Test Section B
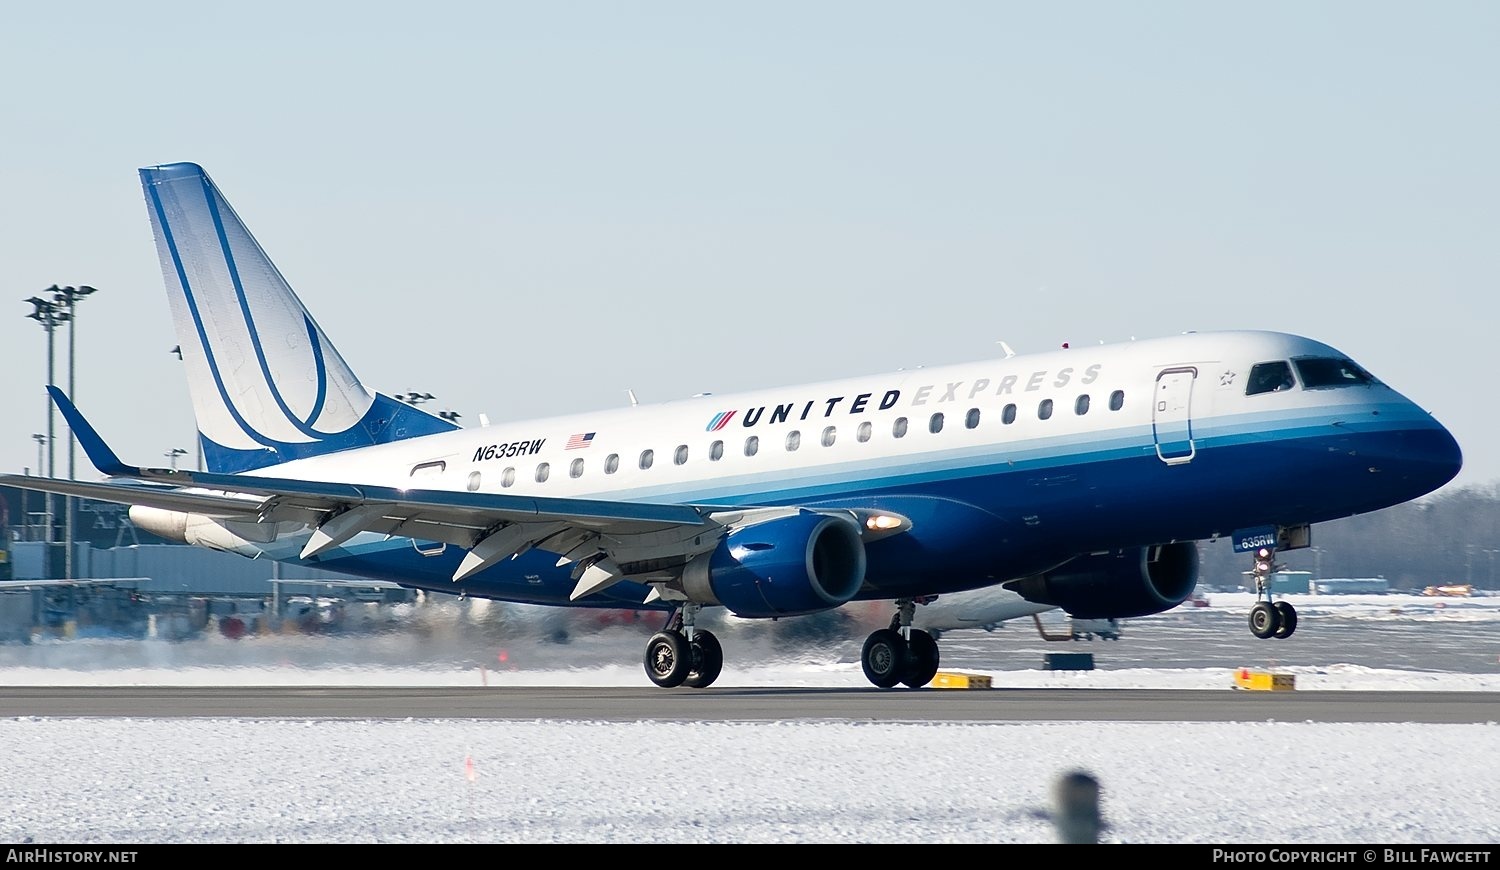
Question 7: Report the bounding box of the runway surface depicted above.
[2,685,1496,722]
[3,593,1497,725]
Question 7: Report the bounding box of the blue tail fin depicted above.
[138,162,457,473]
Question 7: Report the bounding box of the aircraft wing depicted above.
[0,475,265,518]
[14,387,798,596]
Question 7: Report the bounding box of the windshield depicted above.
[1293,357,1375,389]
[1245,361,1296,396]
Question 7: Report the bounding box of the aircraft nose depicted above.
[1377,421,1463,496]
[1431,423,1464,485]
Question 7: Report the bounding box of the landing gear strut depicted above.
[1247,545,1297,639]
[861,597,941,689]
[643,603,724,689]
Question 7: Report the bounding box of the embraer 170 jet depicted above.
[3,163,1462,690]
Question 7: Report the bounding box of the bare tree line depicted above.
[1196,484,1500,591]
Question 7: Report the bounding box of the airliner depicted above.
[1,163,1462,690]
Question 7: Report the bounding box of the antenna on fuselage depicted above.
[998,340,1016,359]
[626,389,639,407]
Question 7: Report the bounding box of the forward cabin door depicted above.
[1152,367,1197,465]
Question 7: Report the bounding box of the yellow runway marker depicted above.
[931,672,992,689]
[1234,668,1296,691]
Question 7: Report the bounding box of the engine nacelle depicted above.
[1007,542,1199,619]
[682,511,866,619]
[129,506,279,557]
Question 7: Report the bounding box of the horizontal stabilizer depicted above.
[47,386,132,477]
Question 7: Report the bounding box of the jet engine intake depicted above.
[1007,542,1199,618]
[681,511,865,618]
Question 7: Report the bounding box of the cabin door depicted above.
[1152,367,1197,465]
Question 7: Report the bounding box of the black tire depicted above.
[643,630,690,688]
[861,628,908,689]
[684,630,724,689]
[1273,601,1298,639]
[1248,601,1281,639]
[901,629,941,688]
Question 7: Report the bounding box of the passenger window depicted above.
[786,430,801,452]
[604,453,619,474]
[639,449,654,470]
[1075,395,1090,415]
[1038,399,1054,420]
[710,440,724,461]
[535,462,550,483]
[893,417,909,438]
[466,471,482,492]
[674,445,689,465]
[857,421,872,442]
[929,413,944,434]
[501,467,516,488]
[745,436,759,457]
[1109,390,1124,411]
[570,457,584,478]
[1002,404,1017,425]
[965,408,980,429]
[821,426,836,447]
[1246,361,1296,396]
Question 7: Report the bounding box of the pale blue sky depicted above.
[2,2,1496,488]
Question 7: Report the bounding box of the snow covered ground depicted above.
[2,592,1498,844]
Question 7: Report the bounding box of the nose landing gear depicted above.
[1247,546,1298,639]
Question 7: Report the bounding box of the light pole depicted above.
[29,434,45,542]
[25,295,69,576]
[52,286,98,480]
[52,285,98,580]
[165,448,188,470]
[399,391,460,425]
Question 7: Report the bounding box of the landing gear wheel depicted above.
[683,630,724,689]
[901,630,940,688]
[1272,601,1298,639]
[1248,601,1281,639]
[861,628,909,689]
[644,630,690,688]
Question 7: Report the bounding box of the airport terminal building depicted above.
[0,484,413,641]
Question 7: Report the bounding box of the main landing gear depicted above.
[1246,545,1298,640]
[860,597,941,689]
[643,602,724,689]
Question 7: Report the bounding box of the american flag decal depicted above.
[705,411,736,432]
[566,432,596,449]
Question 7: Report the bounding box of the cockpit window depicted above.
[1293,357,1375,389]
[1245,361,1296,396]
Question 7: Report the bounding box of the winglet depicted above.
[46,386,134,477]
